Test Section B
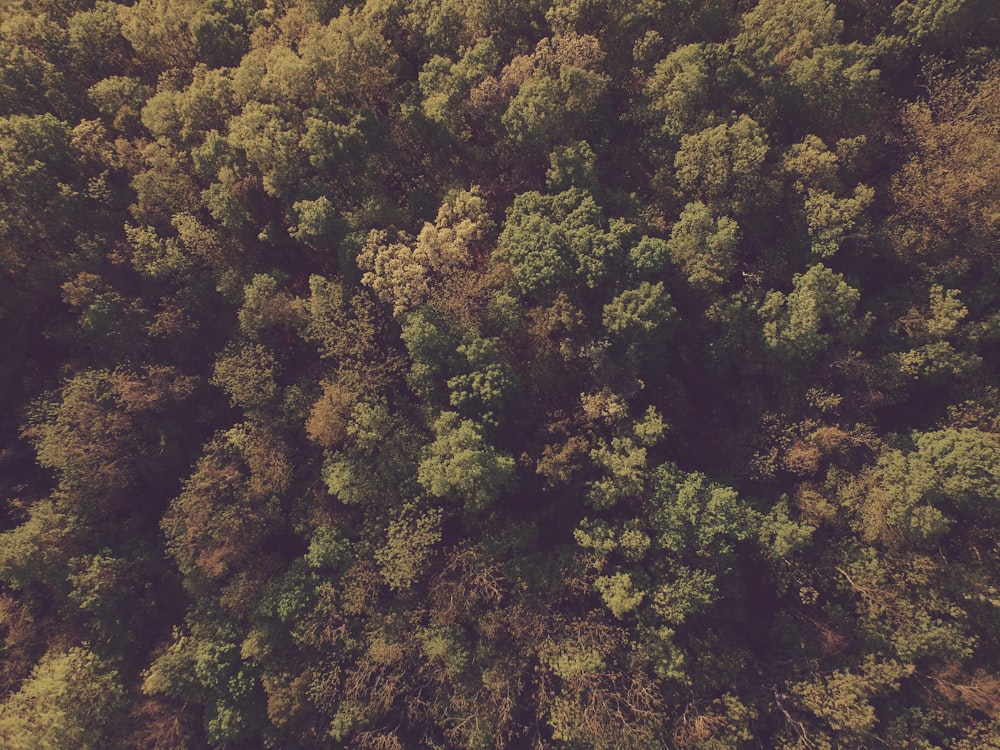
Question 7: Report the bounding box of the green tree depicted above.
[888,285,981,382]
[801,184,874,258]
[674,115,773,216]
[419,38,499,138]
[736,0,841,70]
[546,139,599,192]
[375,504,444,590]
[66,2,132,84]
[417,411,515,512]
[446,333,519,427]
[600,281,675,380]
[226,102,302,201]
[321,399,422,509]
[143,625,264,745]
[0,26,70,117]
[211,343,281,412]
[190,0,252,69]
[118,0,201,73]
[759,263,864,361]
[786,42,879,134]
[88,76,153,134]
[496,188,630,299]
[667,201,739,290]
[304,6,396,104]
[891,0,997,50]
[645,42,729,139]
[497,33,609,152]
[0,499,74,592]
[130,138,202,227]
[0,113,80,273]
[787,657,912,749]
[141,65,237,148]
[0,646,126,750]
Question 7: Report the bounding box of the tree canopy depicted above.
[1,0,1000,747]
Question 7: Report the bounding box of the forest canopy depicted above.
[1,0,1000,748]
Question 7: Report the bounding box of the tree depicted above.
[304,273,401,392]
[888,285,981,382]
[787,657,912,748]
[190,0,252,69]
[801,184,874,258]
[496,33,609,153]
[24,367,196,518]
[843,444,950,549]
[399,305,461,405]
[0,113,80,265]
[446,333,519,427]
[161,433,284,588]
[66,2,132,84]
[890,64,1000,263]
[141,65,236,148]
[645,43,728,140]
[546,139,599,192]
[297,5,396,113]
[225,102,303,201]
[600,281,675,380]
[785,42,879,135]
[143,624,265,746]
[375,504,444,590]
[417,411,515,513]
[0,499,74,592]
[891,0,997,52]
[0,30,70,117]
[583,404,666,510]
[602,282,673,339]
[759,263,864,361]
[419,39,499,139]
[130,139,202,227]
[496,191,575,299]
[357,187,493,317]
[211,343,280,412]
[321,398,422,509]
[289,194,337,247]
[496,187,629,299]
[118,0,201,73]
[736,0,841,70]
[88,76,153,134]
[237,273,307,342]
[0,646,126,750]
[673,115,773,217]
[667,201,739,290]
[915,428,1000,520]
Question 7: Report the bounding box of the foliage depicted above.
[1,1,1000,747]
[667,201,739,290]
[759,263,864,360]
[0,646,125,750]
[417,411,515,512]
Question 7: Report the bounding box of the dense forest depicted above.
[1,0,1000,747]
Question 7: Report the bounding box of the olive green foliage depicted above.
[2,0,1000,748]
[667,201,739,290]
[674,114,772,216]
[0,647,125,750]
[497,187,632,298]
[417,411,515,512]
[759,263,863,360]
